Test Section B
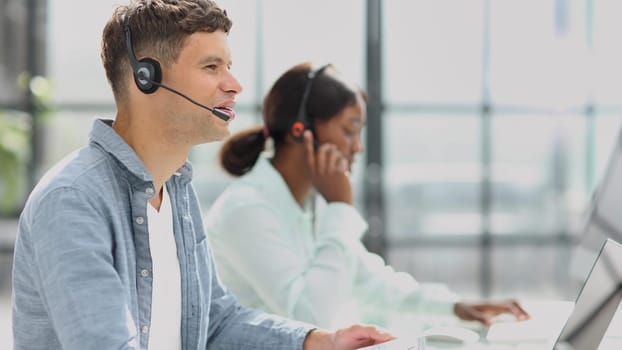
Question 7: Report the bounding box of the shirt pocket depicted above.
[195,231,207,249]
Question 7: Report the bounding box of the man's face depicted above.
[314,92,366,171]
[161,30,242,145]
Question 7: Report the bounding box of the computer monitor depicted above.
[570,127,622,282]
[554,238,622,350]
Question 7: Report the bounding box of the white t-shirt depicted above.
[147,184,181,350]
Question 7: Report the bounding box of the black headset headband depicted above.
[124,15,162,94]
[121,13,231,121]
[289,64,330,142]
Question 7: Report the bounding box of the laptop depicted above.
[552,238,622,350]
[363,239,622,350]
[485,239,622,349]
[569,126,622,284]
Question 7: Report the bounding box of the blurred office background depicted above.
[2,0,622,344]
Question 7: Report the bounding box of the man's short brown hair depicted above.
[101,0,231,101]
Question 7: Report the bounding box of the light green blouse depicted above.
[206,156,458,329]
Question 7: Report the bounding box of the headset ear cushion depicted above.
[134,57,162,94]
[290,120,306,141]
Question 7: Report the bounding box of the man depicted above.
[11,1,393,349]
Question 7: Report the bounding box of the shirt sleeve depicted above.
[15,187,139,350]
[320,202,459,324]
[210,200,366,328]
[351,240,460,319]
[204,241,314,350]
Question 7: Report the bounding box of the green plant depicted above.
[0,111,31,216]
[0,74,53,216]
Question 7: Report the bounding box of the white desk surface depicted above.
[379,299,621,350]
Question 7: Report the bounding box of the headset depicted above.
[289,64,330,143]
[123,15,230,121]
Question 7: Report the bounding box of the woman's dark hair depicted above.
[220,62,364,176]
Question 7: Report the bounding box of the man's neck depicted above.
[113,115,190,211]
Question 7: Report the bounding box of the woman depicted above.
[205,62,529,329]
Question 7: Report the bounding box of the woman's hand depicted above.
[454,299,530,326]
[304,130,353,204]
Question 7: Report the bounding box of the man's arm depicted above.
[15,188,137,349]
[303,326,395,350]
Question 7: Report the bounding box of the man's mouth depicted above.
[213,106,235,121]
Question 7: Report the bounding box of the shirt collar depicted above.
[89,118,193,185]
[245,156,310,221]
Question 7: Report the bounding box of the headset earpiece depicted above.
[122,15,230,121]
[290,121,305,139]
[289,64,330,143]
[134,57,162,94]
[124,15,162,94]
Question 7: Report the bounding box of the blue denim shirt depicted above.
[12,119,313,350]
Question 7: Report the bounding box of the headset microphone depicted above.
[136,72,230,122]
[123,15,230,122]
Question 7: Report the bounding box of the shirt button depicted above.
[141,325,149,334]
[140,269,149,277]
[136,216,144,225]
[145,187,154,195]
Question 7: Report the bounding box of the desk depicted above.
[381,299,620,350]
[425,338,622,350]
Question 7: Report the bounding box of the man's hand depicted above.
[303,130,353,204]
[454,300,530,326]
[303,325,395,350]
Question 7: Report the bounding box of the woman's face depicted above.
[314,92,366,170]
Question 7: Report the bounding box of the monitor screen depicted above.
[555,239,622,350]
[572,129,622,276]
